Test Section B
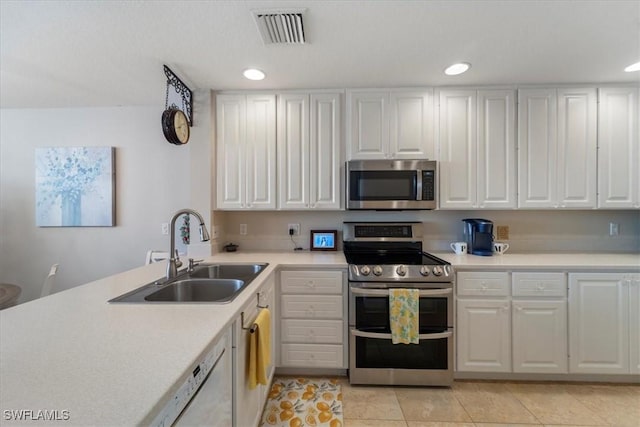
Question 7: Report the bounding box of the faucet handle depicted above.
[174,250,183,268]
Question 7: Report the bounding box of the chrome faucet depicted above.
[166,209,211,280]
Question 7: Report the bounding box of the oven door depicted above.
[348,285,453,386]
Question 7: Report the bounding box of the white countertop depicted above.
[0,252,345,426]
[1,250,637,425]
[435,252,640,270]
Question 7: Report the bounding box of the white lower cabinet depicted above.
[512,272,568,374]
[279,270,346,369]
[233,274,275,427]
[457,298,511,372]
[568,273,640,375]
[457,271,569,374]
[457,272,511,372]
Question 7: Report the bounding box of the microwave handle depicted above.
[350,288,452,297]
[351,329,453,340]
[416,169,423,200]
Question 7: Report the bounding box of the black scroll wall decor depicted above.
[164,65,193,126]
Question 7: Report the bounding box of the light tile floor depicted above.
[340,379,640,427]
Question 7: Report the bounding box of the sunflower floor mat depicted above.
[260,377,343,427]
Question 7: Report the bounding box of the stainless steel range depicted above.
[344,221,454,386]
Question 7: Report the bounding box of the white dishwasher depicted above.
[150,329,232,427]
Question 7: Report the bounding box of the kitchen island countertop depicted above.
[1,250,638,425]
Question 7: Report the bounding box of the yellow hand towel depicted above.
[389,288,419,344]
[248,308,271,390]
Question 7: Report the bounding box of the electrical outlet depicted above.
[287,223,300,236]
[240,224,247,235]
[496,225,509,240]
[212,226,220,239]
[161,223,169,235]
[609,222,619,236]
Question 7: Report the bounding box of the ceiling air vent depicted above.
[252,9,306,44]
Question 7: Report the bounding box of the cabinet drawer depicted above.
[280,343,344,368]
[512,272,566,297]
[281,319,344,344]
[281,295,343,319]
[280,270,343,294]
[457,272,510,296]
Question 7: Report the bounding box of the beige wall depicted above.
[0,103,213,303]
[217,209,640,253]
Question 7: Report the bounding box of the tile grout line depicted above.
[502,382,545,425]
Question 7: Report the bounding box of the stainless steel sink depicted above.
[109,263,268,304]
[144,278,246,302]
[187,263,266,280]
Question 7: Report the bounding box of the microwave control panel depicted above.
[422,170,435,201]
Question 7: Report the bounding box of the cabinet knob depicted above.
[307,281,315,288]
[537,283,545,290]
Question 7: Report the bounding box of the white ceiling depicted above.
[1,0,639,109]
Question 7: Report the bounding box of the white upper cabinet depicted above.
[347,89,434,160]
[597,87,639,208]
[439,89,516,209]
[278,92,341,210]
[518,88,597,208]
[557,88,597,207]
[216,94,276,210]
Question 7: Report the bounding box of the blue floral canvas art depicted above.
[35,147,115,227]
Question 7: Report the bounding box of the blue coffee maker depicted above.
[462,218,494,256]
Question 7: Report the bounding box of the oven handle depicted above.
[350,287,452,297]
[351,329,453,340]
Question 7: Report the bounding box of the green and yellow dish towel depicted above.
[389,288,419,344]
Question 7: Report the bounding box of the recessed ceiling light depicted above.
[624,61,640,72]
[444,62,471,76]
[243,68,266,80]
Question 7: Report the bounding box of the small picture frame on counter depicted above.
[310,230,337,251]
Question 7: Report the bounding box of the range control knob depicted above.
[420,265,431,276]
[360,265,371,276]
[396,265,407,277]
[372,265,383,276]
[432,266,444,276]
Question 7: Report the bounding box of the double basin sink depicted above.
[109,263,268,304]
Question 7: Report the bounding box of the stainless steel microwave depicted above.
[346,159,437,210]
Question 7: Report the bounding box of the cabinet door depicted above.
[518,89,557,208]
[246,94,276,209]
[456,298,511,372]
[280,295,343,319]
[597,87,639,208]
[389,90,434,159]
[280,343,344,368]
[477,90,516,208]
[557,88,597,208]
[258,274,277,385]
[512,299,568,373]
[280,270,344,294]
[277,93,310,209]
[568,273,629,374]
[347,91,389,159]
[310,93,341,209]
[439,90,477,209]
[629,275,640,374]
[233,295,263,427]
[216,95,246,209]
